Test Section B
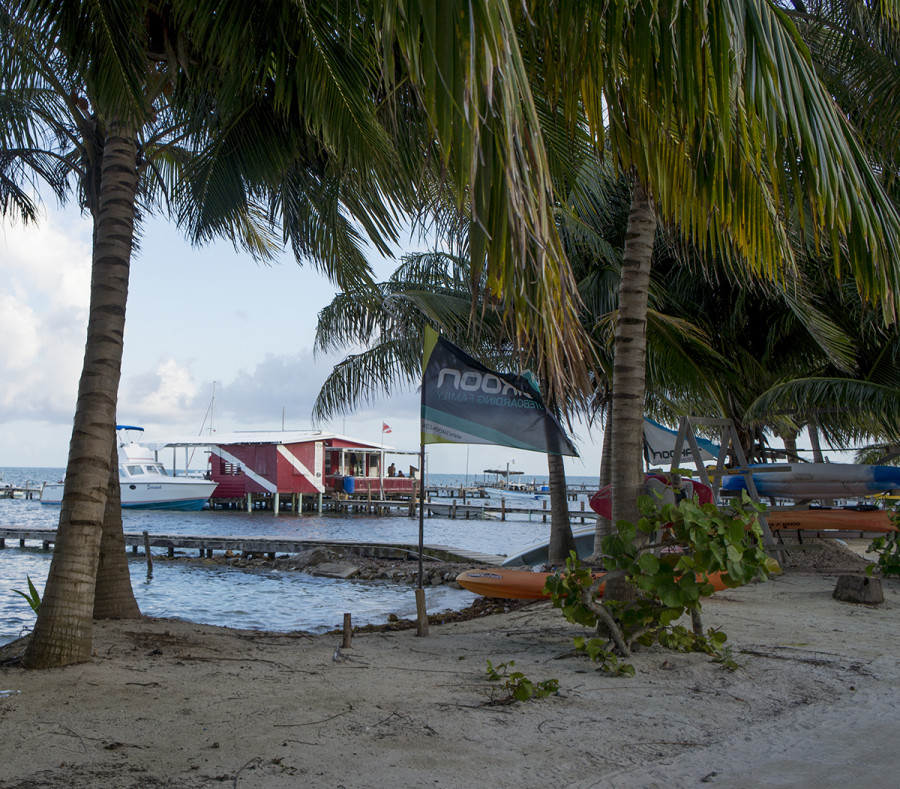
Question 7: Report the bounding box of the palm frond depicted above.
[746,377,900,445]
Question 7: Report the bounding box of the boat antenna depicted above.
[189,381,216,469]
[209,381,216,437]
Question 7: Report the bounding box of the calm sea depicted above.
[0,467,598,645]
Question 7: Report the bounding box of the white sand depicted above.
[1,550,899,788]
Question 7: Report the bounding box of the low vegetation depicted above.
[12,576,41,614]
[546,493,773,674]
[867,508,900,578]
[484,659,559,704]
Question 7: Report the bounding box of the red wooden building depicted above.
[146,430,418,501]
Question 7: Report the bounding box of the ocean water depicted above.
[0,466,598,646]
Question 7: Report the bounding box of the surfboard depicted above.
[766,508,895,533]
[720,463,900,499]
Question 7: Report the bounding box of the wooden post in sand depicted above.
[342,613,353,648]
[415,588,429,637]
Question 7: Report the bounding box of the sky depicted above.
[0,199,608,478]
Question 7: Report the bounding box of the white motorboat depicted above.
[481,484,551,503]
[40,426,218,510]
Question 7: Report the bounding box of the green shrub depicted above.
[866,510,900,577]
[545,492,772,664]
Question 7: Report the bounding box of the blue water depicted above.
[0,467,598,645]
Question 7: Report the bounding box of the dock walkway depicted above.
[0,526,503,565]
[0,485,40,500]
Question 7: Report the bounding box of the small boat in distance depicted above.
[40,426,218,510]
[481,483,550,503]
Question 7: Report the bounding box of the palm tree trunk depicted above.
[93,434,140,619]
[605,180,656,606]
[610,180,656,527]
[808,424,824,463]
[547,452,575,565]
[781,430,800,463]
[23,121,138,668]
[590,410,614,559]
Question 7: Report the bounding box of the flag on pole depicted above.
[421,327,578,456]
[382,422,392,434]
[642,418,719,465]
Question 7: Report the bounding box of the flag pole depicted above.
[415,376,428,636]
[415,448,429,636]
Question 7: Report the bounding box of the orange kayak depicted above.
[766,508,895,533]
[456,568,730,601]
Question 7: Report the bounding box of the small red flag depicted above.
[382,422,392,434]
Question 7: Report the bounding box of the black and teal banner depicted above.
[421,327,578,456]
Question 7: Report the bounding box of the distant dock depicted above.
[1,485,40,501]
[0,526,504,565]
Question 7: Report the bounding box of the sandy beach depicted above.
[2,540,899,788]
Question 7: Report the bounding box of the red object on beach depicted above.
[766,508,895,533]
[455,568,729,601]
[589,474,714,519]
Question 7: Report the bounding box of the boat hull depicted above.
[481,487,550,503]
[39,425,218,510]
[40,479,217,511]
[589,474,714,520]
[457,568,597,599]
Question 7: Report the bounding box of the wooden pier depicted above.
[0,526,503,565]
[424,498,596,522]
[0,485,41,501]
[203,489,596,522]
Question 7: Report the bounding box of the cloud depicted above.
[120,358,204,420]
[215,350,339,427]
[0,211,91,421]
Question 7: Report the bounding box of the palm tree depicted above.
[739,1,900,450]
[313,251,579,563]
[9,0,428,668]
[561,142,892,554]
[744,293,900,448]
[787,0,900,198]
[11,0,598,668]
[520,2,900,531]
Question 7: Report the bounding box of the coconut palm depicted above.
[745,292,900,447]
[9,0,600,668]
[2,4,143,625]
[8,0,434,668]
[519,1,900,532]
[787,0,900,196]
[313,251,580,564]
[739,2,900,449]
[561,150,891,555]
